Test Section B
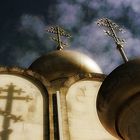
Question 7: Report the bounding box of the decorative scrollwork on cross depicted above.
[96,18,128,63]
[45,26,72,50]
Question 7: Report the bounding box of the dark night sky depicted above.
[0,0,57,66]
[0,0,140,74]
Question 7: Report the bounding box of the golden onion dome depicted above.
[97,59,140,140]
[29,50,102,81]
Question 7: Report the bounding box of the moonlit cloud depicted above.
[20,15,46,38]
[57,2,83,28]
[107,0,140,14]
[123,29,140,58]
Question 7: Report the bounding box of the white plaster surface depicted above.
[0,74,43,140]
[66,81,117,140]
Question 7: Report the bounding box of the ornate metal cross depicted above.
[45,26,71,50]
[0,83,32,140]
[96,18,128,63]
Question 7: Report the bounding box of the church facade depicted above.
[0,49,118,140]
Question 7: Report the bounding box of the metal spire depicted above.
[96,18,128,63]
[45,26,71,50]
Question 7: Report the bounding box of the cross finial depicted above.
[45,26,71,50]
[96,18,128,63]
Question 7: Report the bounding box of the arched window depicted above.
[0,67,49,140]
[65,74,117,140]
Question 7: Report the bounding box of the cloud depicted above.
[19,14,56,51]
[57,2,83,28]
[20,15,46,38]
[106,0,140,14]
[123,29,140,58]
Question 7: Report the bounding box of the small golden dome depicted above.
[29,50,102,81]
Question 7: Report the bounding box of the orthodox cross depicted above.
[96,18,128,63]
[0,83,33,140]
[45,26,71,50]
